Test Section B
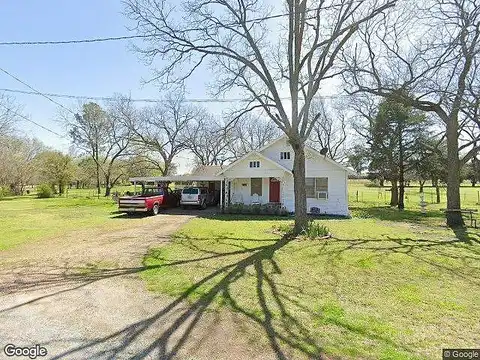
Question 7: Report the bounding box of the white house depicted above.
[217,135,353,216]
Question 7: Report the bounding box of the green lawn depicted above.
[142,215,480,360]
[348,179,480,210]
[0,196,119,250]
[1,182,479,357]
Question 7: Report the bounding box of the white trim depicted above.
[129,175,224,183]
[217,151,292,175]
[256,134,289,154]
[305,146,357,175]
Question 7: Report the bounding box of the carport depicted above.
[129,175,226,208]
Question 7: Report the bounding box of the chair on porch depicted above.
[251,193,261,205]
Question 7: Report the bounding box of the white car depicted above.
[180,187,215,209]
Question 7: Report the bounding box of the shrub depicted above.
[0,186,12,198]
[302,220,330,239]
[280,207,289,216]
[36,183,54,198]
[275,223,294,234]
[241,206,252,215]
[251,204,261,214]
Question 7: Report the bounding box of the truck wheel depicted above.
[151,204,159,216]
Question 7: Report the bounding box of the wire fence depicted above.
[348,186,480,208]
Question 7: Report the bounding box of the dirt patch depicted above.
[0,213,281,360]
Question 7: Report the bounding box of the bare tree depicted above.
[308,99,347,161]
[124,0,396,232]
[126,92,196,175]
[0,135,44,195]
[68,102,132,196]
[231,114,281,158]
[184,110,237,166]
[344,0,480,227]
[0,93,20,136]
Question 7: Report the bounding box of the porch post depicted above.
[225,179,231,207]
[220,179,223,210]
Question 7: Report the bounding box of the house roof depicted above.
[216,151,292,175]
[190,165,224,177]
[305,145,357,175]
[216,134,356,176]
[129,175,223,183]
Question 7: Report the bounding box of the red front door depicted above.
[269,177,280,203]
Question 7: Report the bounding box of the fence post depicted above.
[356,190,359,202]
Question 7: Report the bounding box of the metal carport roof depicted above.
[129,175,224,183]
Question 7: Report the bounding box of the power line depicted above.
[0,101,67,138]
[0,13,286,46]
[0,87,349,104]
[0,4,355,47]
[0,67,75,114]
[0,88,255,103]
[0,35,147,46]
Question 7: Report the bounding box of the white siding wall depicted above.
[230,177,270,205]
[222,154,285,179]
[223,138,349,216]
[261,138,349,216]
[261,137,294,170]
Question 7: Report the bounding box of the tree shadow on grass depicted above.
[350,206,445,224]
[29,232,324,360]
[452,226,480,244]
[4,228,479,359]
[321,236,480,285]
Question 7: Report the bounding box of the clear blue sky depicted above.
[0,1,339,173]
[0,0,209,172]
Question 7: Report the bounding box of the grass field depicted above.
[1,180,479,251]
[348,180,480,210]
[1,181,479,358]
[0,186,137,250]
[142,216,480,360]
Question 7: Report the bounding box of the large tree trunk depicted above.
[292,141,308,235]
[398,137,405,210]
[419,180,425,193]
[446,120,464,227]
[104,174,111,197]
[436,182,441,204]
[95,146,101,197]
[390,180,398,207]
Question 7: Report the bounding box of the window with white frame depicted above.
[250,178,262,196]
[305,177,328,199]
[280,151,291,160]
[249,160,260,168]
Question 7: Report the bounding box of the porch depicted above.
[222,177,285,208]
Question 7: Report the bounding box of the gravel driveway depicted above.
[0,212,277,360]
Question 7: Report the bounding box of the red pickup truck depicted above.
[118,187,181,215]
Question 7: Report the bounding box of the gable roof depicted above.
[216,150,292,175]
[305,145,357,175]
[190,165,224,176]
[217,135,356,176]
[255,134,289,153]
[260,134,355,174]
